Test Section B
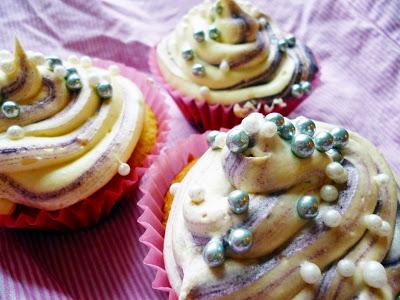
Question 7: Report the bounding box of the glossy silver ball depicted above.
[193,30,205,43]
[278,39,288,52]
[297,195,319,219]
[226,127,250,153]
[295,117,316,136]
[214,1,223,15]
[192,63,205,77]
[326,149,343,163]
[314,131,334,152]
[64,67,77,79]
[208,25,220,40]
[291,83,304,98]
[1,100,20,119]
[331,127,349,149]
[278,118,296,140]
[291,134,315,158]
[66,73,82,92]
[96,81,113,99]
[46,55,62,71]
[265,112,285,126]
[181,47,194,61]
[207,130,219,148]
[203,238,225,267]
[227,228,253,254]
[228,190,249,214]
[285,34,296,48]
[300,81,312,95]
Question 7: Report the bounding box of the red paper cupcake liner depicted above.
[0,59,170,231]
[149,48,320,132]
[138,133,209,300]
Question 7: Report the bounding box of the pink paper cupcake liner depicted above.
[149,47,320,132]
[138,133,209,299]
[0,59,170,231]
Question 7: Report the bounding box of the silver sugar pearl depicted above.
[1,100,20,119]
[227,228,253,254]
[203,238,225,267]
[291,134,315,158]
[291,83,304,98]
[192,63,205,77]
[300,81,312,95]
[66,73,82,92]
[314,131,334,152]
[228,190,249,214]
[330,127,349,149]
[295,117,316,137]
[326,149,343,163]
[226,127,250,153]
[285,34,296,48]
[265,112,284,126]
[208,25,220,40]
[182,47,194,61]
[297,195,319,219]
[278,39,288,52]
[193,30,205,43]
[278,118,296,140]
[96,81,113,99]
[207,130,219,147]
[46,55,62,71]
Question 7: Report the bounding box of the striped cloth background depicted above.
[0,0,399,299]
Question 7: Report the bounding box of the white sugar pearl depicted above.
[108,65,120,75]
[188,186,205,204]
[337,259,355,277]
[320,185,339,202]
[31,52,46,65]
[214,132,227,149]
[363,214,382,233]
[170,182,181,196]
[80,56,92,68]
[242,113,263,135]
[53,65,66,78]
[374,174,390,187]
[325,162,348,184]
[199,86,210,98]
[300,261,322,284]
[88,73,100,86]
[0,50,12,60]
[7,125,24,140]
[118,163,131,176]
[68,55,79,65]
[219,60,230,73]
[260,121,277,138]
[323,209,342,227]
[378,221,391,237]
[362,261,387,288]
[258,17,267,27]
[0,60,15,74]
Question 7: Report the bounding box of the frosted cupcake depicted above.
[0,40,168,230]
[151,0,319,131]
[147,113,399,299]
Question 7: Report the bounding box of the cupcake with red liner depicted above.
[150,0,319,131]
[139,113,400,299]
[0,40,169,230]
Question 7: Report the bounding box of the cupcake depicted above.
[140,113,399,299]
[151,0,319,131]
[0,40,169,230]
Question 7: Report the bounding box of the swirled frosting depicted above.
[165,113,399,299]
[157,0,318,107]
[0,40,145,212]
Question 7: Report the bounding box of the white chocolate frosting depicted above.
[164,114,399,299]
[157,0,318,105]
[0,40,145,211]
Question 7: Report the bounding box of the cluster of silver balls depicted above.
[46,56,113,100]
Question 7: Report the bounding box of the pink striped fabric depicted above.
[0,0,399,299]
